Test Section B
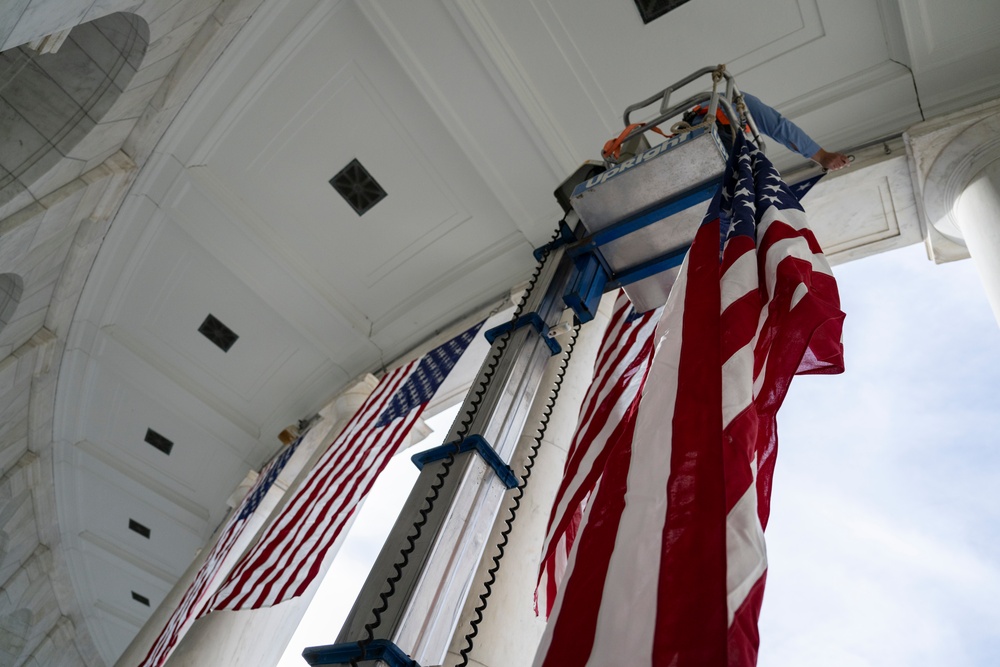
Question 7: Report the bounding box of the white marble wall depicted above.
[0,157,134,667]
[0,0,298,667]
[0,12,148,217]
[0,0,269,663]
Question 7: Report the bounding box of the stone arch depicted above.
[0,273,23,334]
[0,12,149,208]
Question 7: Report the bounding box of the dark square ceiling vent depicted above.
[128,519,151,539]
[329,158,386,216]
[633,0,692,24]
[198,314,238,352]
[144,428,173,455]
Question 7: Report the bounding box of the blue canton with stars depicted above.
[710,132,804,257]
[238,437,301,521]
[788,172,825,201]
[374,322,483,428]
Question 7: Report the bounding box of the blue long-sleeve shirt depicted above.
[741,92,820,159]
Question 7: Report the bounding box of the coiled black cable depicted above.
[455,320,580,667]
[351,228,563,666]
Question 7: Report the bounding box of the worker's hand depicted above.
[812,149,851,171]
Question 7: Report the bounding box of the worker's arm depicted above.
[741,92,821,159]
[742,92,850,170]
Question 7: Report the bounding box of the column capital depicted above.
[905,98,1000,260]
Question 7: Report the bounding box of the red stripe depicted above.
[542,318,654,557]
[558,298,635,465]
[539,432,637,666]
[253,363,417,604]
[226,367,409,608]
[654,219,728,665]
[720,235,754,275]
[278,408,420,602]
[759,216,823,256]
[722,407,758,514]
[540,296,635,539]
[537,298,658,601]
[207,364,413,610]
[755,220,823,300]
[727,571,767,667]
[720,290,760,364]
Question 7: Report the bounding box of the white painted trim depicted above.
[99,323,262,439]
[78,531,177,586]
[177,165,372,338]
[74,439,211,522]
[185,0,343,166]
[354,0,536,227]
[446,0,579,174]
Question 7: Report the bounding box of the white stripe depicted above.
[535,474,605,665]
[539,300,657,567]
[725,460,767,626]
[535,572,548,617]
[720,251,757,312]
[209,364,415,609]
[270,410,419,604]
[721,240,762,429]
[759,228,833,306]
[790,281,808,310]
[585,258,690,665]
[721,342,755,428]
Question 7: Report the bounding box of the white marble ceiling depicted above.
[44,0,1000,661]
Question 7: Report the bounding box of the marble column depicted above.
[443,293,616,667]
[954,160,1000,320]
[907,99,1000,327]
[114,377,377,667]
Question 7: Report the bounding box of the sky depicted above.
[277,242,1000,667]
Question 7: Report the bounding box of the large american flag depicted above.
[203,323,482,612]
[534,290,661,618]
[534,133,844,666]
[139,437,302,667]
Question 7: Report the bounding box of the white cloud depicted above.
[761,245,1000,666]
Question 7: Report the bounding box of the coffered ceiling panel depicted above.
[200,0,535,345]
[896,0,1000,112]
[900,0,1000,70]
[103,218,340,436]
[73,466,206,577]
[78,549,170,656]
[78,363,251,500]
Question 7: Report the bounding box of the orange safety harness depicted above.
[602,104,749,162]
[688,104,731,125]
[601,123,669,161]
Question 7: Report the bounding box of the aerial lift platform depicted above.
[302,65,764,667]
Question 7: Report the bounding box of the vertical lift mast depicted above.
[303,65,763,667]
